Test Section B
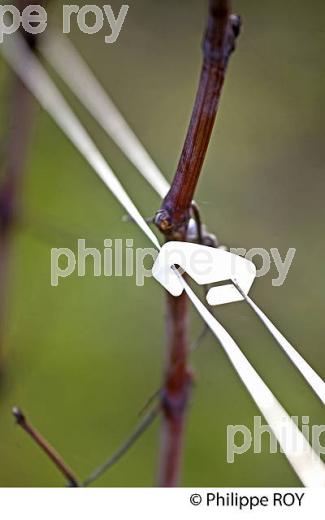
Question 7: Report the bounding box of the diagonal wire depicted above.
[1,32,160,251]
[2,32,325,486]
[41,31,170,200]
[233,280,325,406]
[182,280,325,487]
[41,32,325,412]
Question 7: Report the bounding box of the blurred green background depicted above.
[0,0,324,486]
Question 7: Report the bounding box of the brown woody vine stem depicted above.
[155,0,241,487]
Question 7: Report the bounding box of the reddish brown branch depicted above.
[157,291,192,486]
[12,407,79,487]
[155,0,240,239]
[155,0,241,487]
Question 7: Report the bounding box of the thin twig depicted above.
[138,389,161,418]
[12,407,79,487]
[83,407,159,487]
[155,0,241,487]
